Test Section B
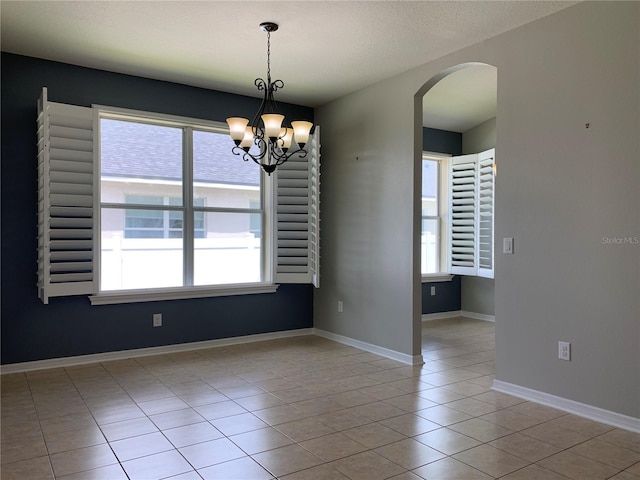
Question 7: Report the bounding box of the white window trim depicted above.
[89,283,279,305]
[94,105,271,296]
[421,273,454,283]
[93,105,231,131]
[421,152,451,280]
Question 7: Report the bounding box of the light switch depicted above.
[503,237,514,254]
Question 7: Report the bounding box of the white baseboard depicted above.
[460,310,495,322]
[493,380,640,434]
[314,328,424,366]
[0,328,314,374]
[422,310,495,323]
[421,311,464,321]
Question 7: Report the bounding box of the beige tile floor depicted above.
[2,317,639,479]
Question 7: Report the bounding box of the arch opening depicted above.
[414,62,497,356]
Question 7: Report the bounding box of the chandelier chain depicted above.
[266,31,271,80]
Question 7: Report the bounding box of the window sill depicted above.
[89,283,279,305]
[421,273,454,283]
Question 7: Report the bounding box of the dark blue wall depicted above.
[423,127,462,156]
[1,53,314,365]
[421,127,462,315]
[422,277,462,314]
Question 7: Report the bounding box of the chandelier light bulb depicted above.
[226,117,250,144]
[240,127,254,150]
[261,113,285,139]
[291,121,313,148]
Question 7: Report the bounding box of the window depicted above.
[99,116,263,291]
[123,196,205,239]
[420,149,495,281]
[421,155,441,274]
[249,200,261,239]
[36,88,319,304]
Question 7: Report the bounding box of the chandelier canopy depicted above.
[226,22,313,175]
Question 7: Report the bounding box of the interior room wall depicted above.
[460,277,495,317]
[422,276,461,315]
[492,3,638,418]
[315,2,639,418]
[0,53,314,365]
[462,116,496,155]
[461,116,497,317]
[423,127,461,156]
[313,82,418,359]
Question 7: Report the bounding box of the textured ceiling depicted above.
[1,1,575,131]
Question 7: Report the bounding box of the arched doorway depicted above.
[416,63,497,367]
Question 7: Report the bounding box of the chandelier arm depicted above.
[230,145,252,160]
[268,144,309,164]
[231,144,268,163]
[232,137,309,175]
[250,78,269,139]
[265,80,284,125]
[254,78,267,91]
[271,79,284,93]
[247,154,264,168]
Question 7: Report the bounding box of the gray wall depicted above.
[315,2,639,418]
[462,116,496,155]
[460,277,494,317]
[315,85,418,358]
[461,116,496,316]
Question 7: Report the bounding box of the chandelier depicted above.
[226,22,313,175]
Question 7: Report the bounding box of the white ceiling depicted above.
[423,64,497,133]
[1,1,575,131]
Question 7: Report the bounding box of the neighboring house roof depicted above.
[100,118,260,186]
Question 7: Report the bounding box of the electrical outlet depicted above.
[430,286,436,296]
[153,313,162,327]
[558,341,571,361]
[337,301,343,313]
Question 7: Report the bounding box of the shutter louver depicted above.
[37,88,95,303]
[274,127,320,286]
[477,150,495,278]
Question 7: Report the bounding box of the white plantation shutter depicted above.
[477,149,495,278]
[308,130,320,288]
[274,127,320,287]
[37,88,96,303]
[448,154,478,275]
[447,148,495,278]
